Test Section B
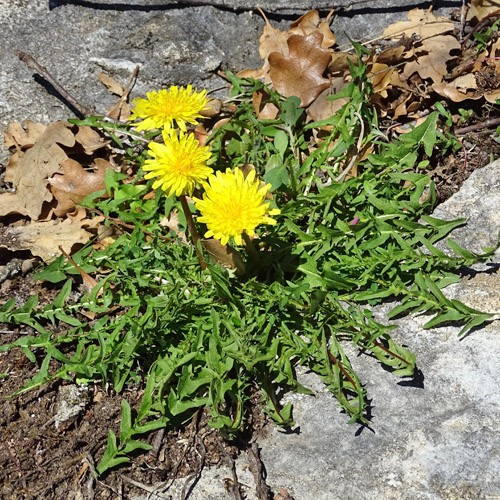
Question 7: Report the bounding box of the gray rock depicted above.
[0,0,460,163]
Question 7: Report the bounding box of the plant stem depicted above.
[179,195,206,270]
[242,232,260,265]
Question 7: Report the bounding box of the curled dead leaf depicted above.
[0,207,103,261]
[201,239,245,275]
[48,158,111,217]
[3,120,47,150]
[98,72,124,95]
[289,10,336,49]
[75,126,110,155]
[268,32,331,107]
[307,79,349,122]
[0,121,75,220]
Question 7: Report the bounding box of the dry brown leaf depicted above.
[402,35,461,83]
[383,8,456,40]
[328,52,357,74]
[48,158,111,217]
[484,87,500,102]
[3,120,47,150]
[201,239,245,275]
[252,89,280,120]
[98,72,124,95]
[75,126,109,155]
[369,62,395,98]
[257,8,290,64]
[383,9,460,83]
[307,79,349,122]
[467,0,500,21]
[235,67,267,80]
[289,10,336,49]
[0,121,75,219]
[268,32,331,107]
[0,207,103,261]
[4,150,24,184]
[200,98,222,118]
[160,210,187,243]
[437,73,484,102]
[374,45,406,65]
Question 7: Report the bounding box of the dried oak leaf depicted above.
[268,31,331,107]
[432,73,482,102]
[383,9,460,83]
[48,158,111,217]
[467,0,500,22]
[75,126,110,155]
[3,121,48,184]
[307,78,349,122]
[3,120,47,150]
[252,89,280,120]
[289,9,336,49]
[98,72,124,95]
[0,121,75,220]
[1,207,103,261]
[238,9,335,82]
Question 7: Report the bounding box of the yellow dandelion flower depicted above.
[143,129,213,197]
[194,168,280,246]
[130,85,208,132]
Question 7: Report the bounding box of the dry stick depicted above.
[179,194,207,270]
[16,50,95,117]
[180,436,207,500]
[454,117,500,135]
[459,0,468,43]
[247,443,272,500]
[149,428,166,460]
[120,475,170,500]
[461,8,500,47]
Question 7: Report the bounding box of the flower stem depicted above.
[242,232,260,265]
[180,195,206,270]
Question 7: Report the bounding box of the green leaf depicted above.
[399,112,438,156]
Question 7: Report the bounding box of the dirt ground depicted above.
[1,125,500,500]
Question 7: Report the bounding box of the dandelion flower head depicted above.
[194,168,280,246]
[130,85,208,132]
[143,129,213,197]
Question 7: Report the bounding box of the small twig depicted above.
[247,443,272,500]
[459,0,468,43]
[454,117,500,135]
[180,435,207,500]
[217,440,243,500]
[15,50,95,117]
[106,65,139,120]
[459,138,468,171]
[156,409,202,497]
[100,118,151,144]
[120,475,170,499]
[149,428,165,460]
[461,8,500,47]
